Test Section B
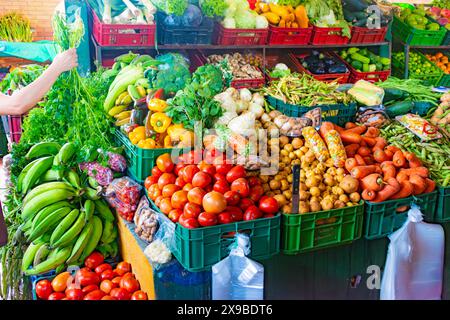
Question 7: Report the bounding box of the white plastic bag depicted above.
[212,234,264,300]
[380,204,444,300]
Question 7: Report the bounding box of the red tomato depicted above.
[224,191,240,206]
[214,173,227,183]
[144,176,158,190]
[175,177,186,188]
[258,197,279,215]
[147,184,161,201]
[180,165,200,183]
[156,153,174,173]
[131,290,148,300]
[259,195,270,203]
[35,279,53,300]
[231,178,250,198]
[249,185,264,203]
[154,195,164,207]
[168,209,182,222]
[121,277,140,293]
[247,176,262,187]
[198,212,218,227]
[110,288,131,300]
[51,271,72,292]
[239,198,255,212]
[65,288,84,300]
[214,157,233,175]
[213,180,230,194]
[112,277,122,286]
[227,206,243,221]
[76,269,100,287]
[217,212,234,225]
[187,187,206,206]
[174,162,185,176]
[183,202,201,219]
[122,272,135,279]
[198,161,216,176]
[204,184,214,193]
[81,285,99,294]
[94,263,113,275]
[151,166,163,179]
[100,280,116,294]
[101,295,117,300]
[162,184,181,198]
[192,171,212,189]
[83,289,105,300]
[202,191,227,214]
[48,292,65,300]
[182,183,194,192]
[171,190,189,209]
[226,165,246,183]
[157,173,176,190]
[84,251,105,269]
[100,269,116,281]
[244,206,263,221]
[179,214,200,229]
[116,262,131,276]
[159,198,173,215]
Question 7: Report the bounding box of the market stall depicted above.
[0,0,449,301]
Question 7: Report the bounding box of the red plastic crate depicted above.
[101,58,115,68]
[90,8,155,46]
[310,25,350,45]
[7,115,23,143]
[338,55,391,83]
[289,52,351,84]
[213,23,268,45]
[350,26,388,44]
[268,25,313,45]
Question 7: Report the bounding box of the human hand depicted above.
[51,48,78,74]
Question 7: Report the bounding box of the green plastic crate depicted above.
[266,96,357,127]
[435,186,450,223]
[364,191,438,240]
[392,16,446,46]
[148,197,280,272]
[281,202,363,255]
[392,51,443,86]
[114,129,190,183]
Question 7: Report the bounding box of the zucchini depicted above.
[351,60,363,70]
[386,101,414,117]
[348,47,359,55]
[351,53,371,64]
[383,88,409,104]
[363,63,369,72]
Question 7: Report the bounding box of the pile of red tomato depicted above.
[145,151,279,229]
[34,252,147,300]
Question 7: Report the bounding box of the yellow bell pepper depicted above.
[164,135,173,148]
[178,130,194,147]
[147,98,168,112]
[137,138,156,149]
[129,126,146,145]
[167,123,185,138]
[150,112,172,133]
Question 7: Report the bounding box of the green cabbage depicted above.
[235,9,256,28]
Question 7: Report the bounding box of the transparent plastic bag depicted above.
[134,196,158,243]
[212,233,264,300]
[380,204,444,300]
[104,177,142,221]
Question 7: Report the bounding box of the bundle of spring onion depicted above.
[0,12,33,42]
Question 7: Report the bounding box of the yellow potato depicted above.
[300,146,309,153]
[288,152,296,160]
[274,194,287,207]
[299,201,310,214]
[284,144,294,152]
[334,200,346,209]
[260,175,269,183]
[336,168,345,176]
[320,198,334,211]
[280,179,290,191]
[282,204,292,214]
[287,174,293,183]
[310,186,321,197]
[280,149,289,157]
[310,200,321,212]
[274,190,281,195]
[318,183,327,191]
[299,190,310,201]
[349,192,361,203]
[291,138,303,149]
[275,174,284,181]
[270,180,281,190]
[279,136,289,147]
[305,177,319,188]
[283,190,292,200]
[339,194,349,203]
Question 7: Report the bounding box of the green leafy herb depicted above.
[199,0,227,17]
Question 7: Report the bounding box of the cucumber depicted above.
[351,60,363,70]
[348,48,359,55]
[351,53,370,64]
[386,101,414,117]
[383,88,409,104]
[363,63,369,72]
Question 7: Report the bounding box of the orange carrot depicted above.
[409,174,427,195]
[319,122,335,139]
[359,139,367,147]
[357,146,371,157]
[361,136,376,147]
[424,178,436,193]
[392,151,406,168]
[345,158,358,173]
[404,152,422,168]
[351,165,380,179]
[344,125,367,135]
[345,122,357,129]
[340,131,362,145]
[344,144,359,157]
[396,171,409,183]
[354,154,366,166]
[385,145,401,154]
[361,173,384,191]
[390,180,414,200]
[364,156,375,165]
[380,161,394,167]
[373,149,389,163]
[381,163,397,181]
[400,167,429,178]
[384,149,394,160]
[372,178,401,202]
[372,137,387,151]
[333,124,345,134]
[362,189,376,201]
[364,127,380,138]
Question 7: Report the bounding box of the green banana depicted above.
[66,219,94,264]
[21,188,77,221]
[21,218,34,233]
[135,78,150,89]
[112,61,121,72]
[31,201,72,230]
[52,213,86,248]
[33,244,50,267]
[114,51,138,64]
[24,245,73,276]
[17,158,42,193]
[21,156,54,194]
[102,225,118,245]
[50,209,80,246]
[78,216,103,263]
[109,241,119,258]
[22,242,44,272]
[94,200,115,222]
[95,243,112,258]
[100,220,114,244]
[28,207,72,242]
[84,187,101,200]
[39,169,63,183]
[127,84,141,101]
[34,232,52,245]
[130,54,154,66]
[56,142,76,164]
[88,177,99,189]
[66,169,81,189]
[83,200,95,223]
[23,182,74,208]
[25,142,61,159]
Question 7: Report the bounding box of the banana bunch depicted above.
[17,141,119,276]
[111,83,149,127]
